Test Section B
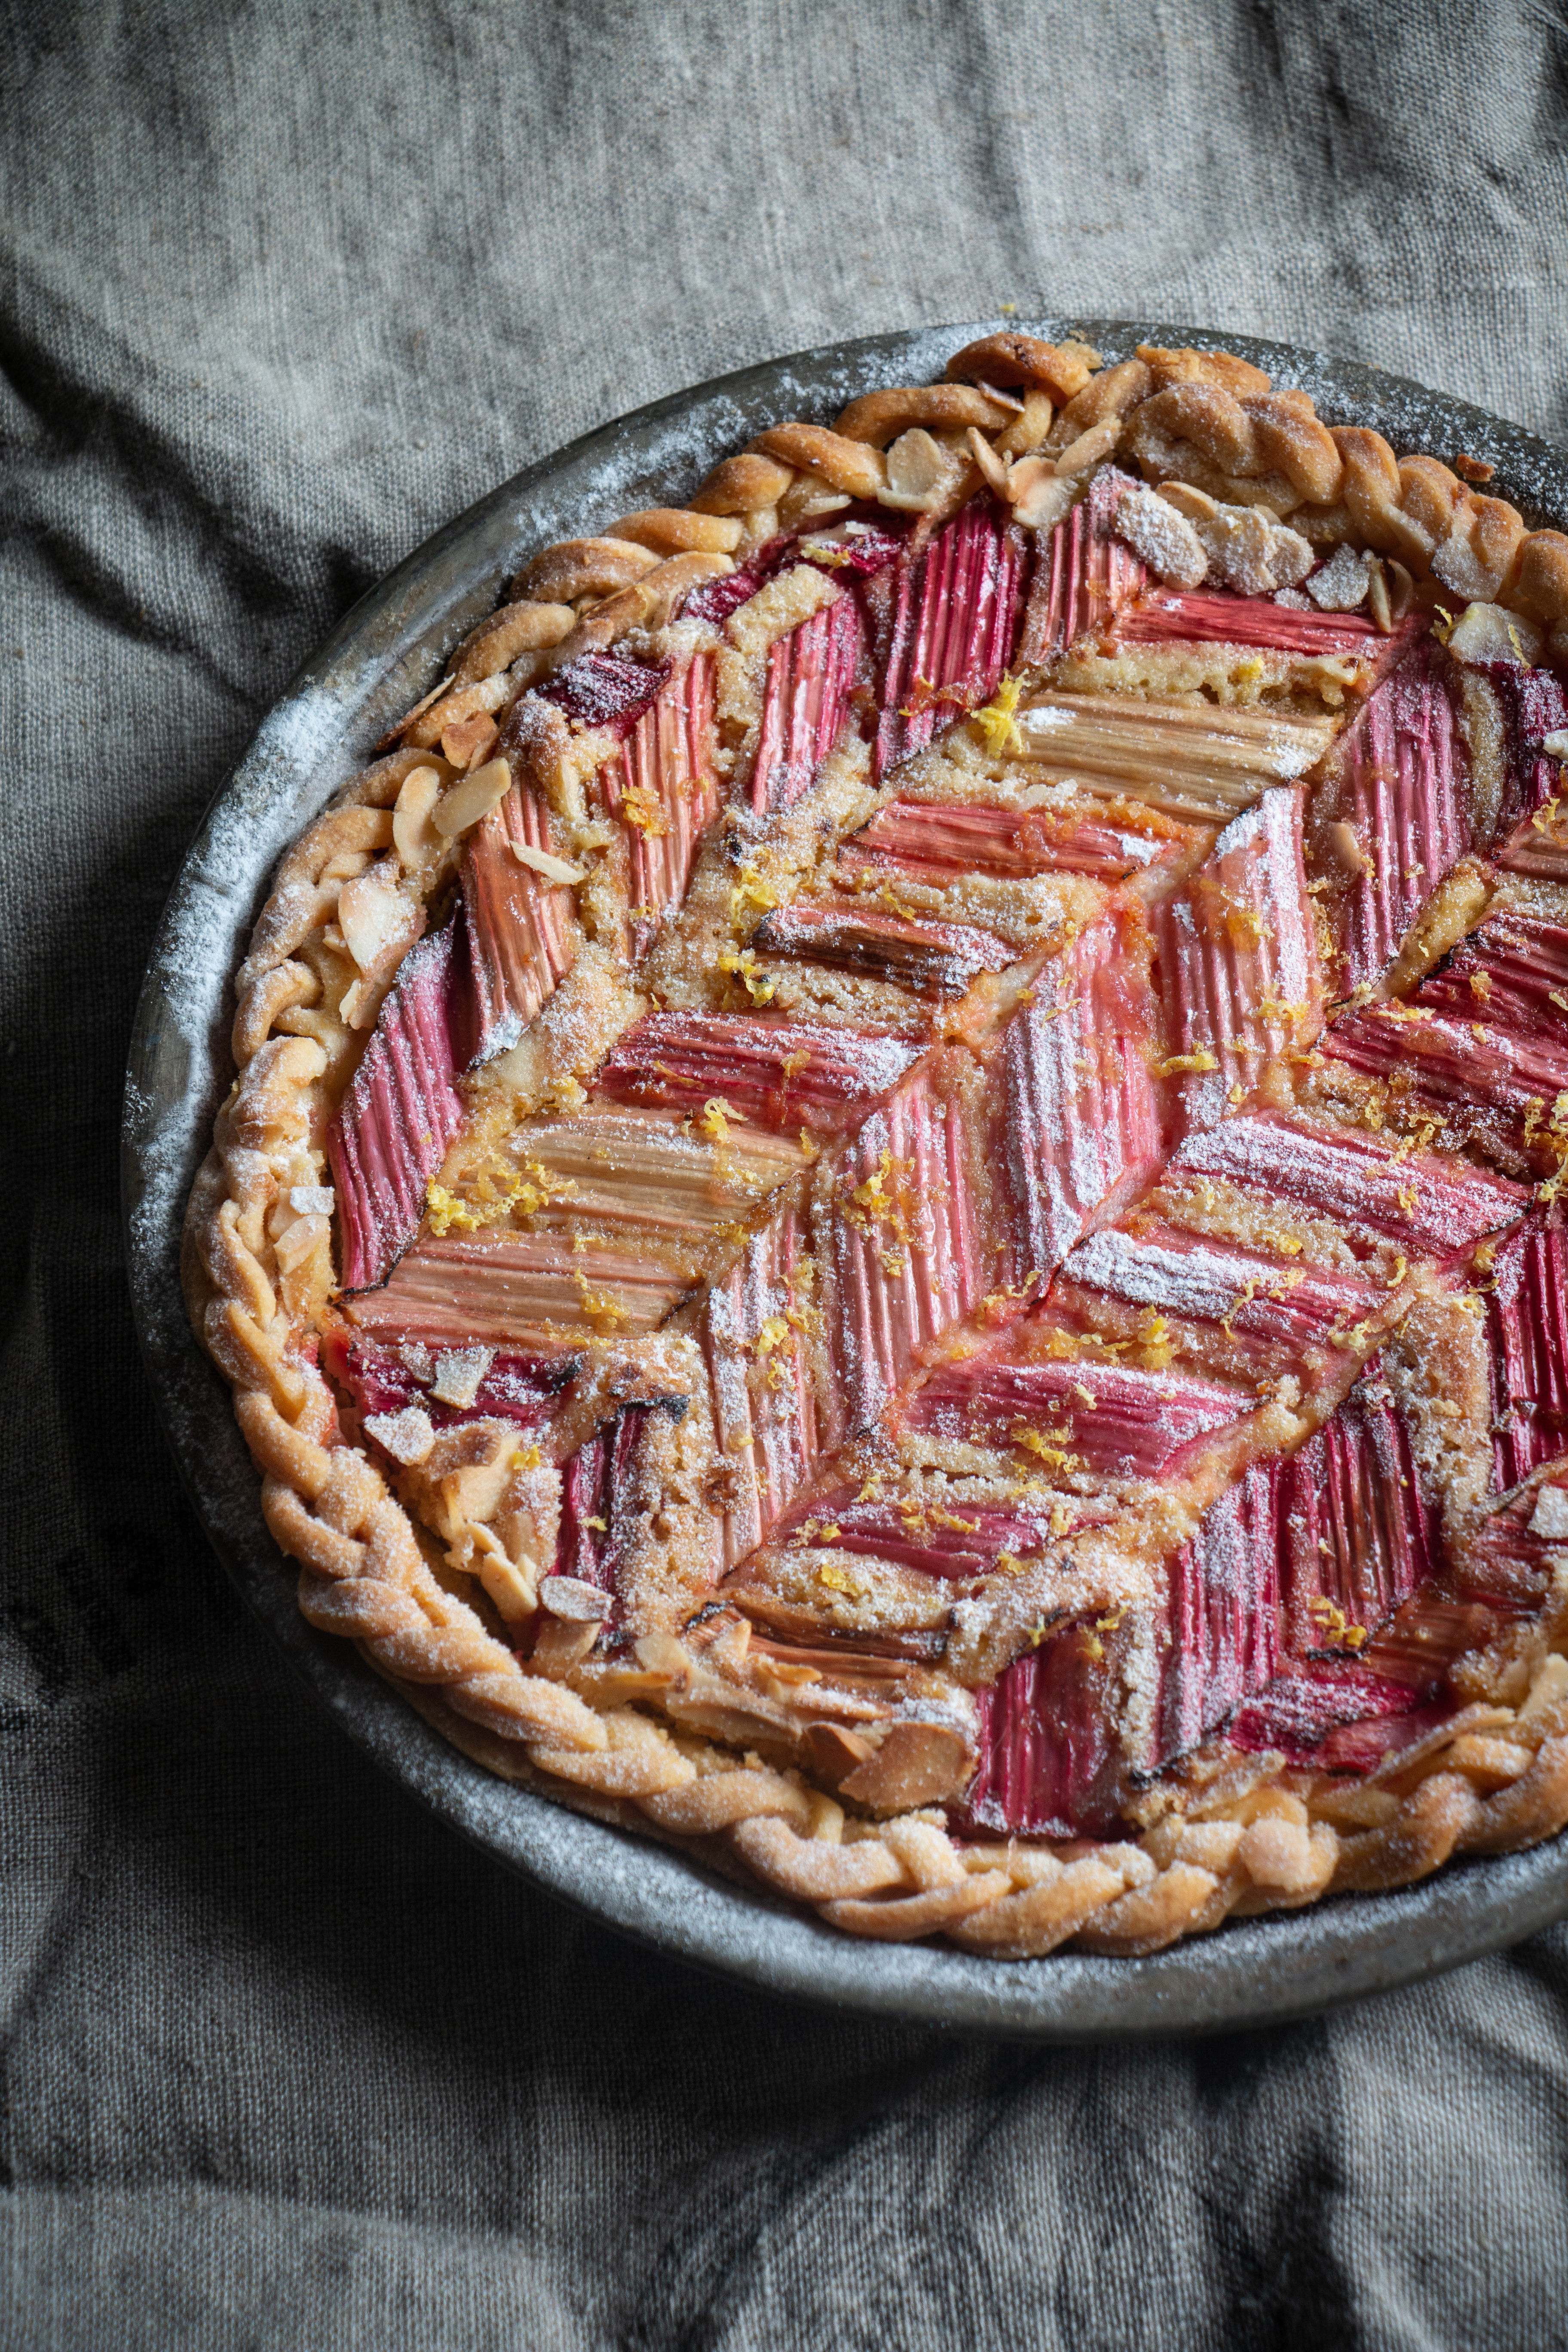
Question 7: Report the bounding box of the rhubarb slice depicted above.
[346,1228,686,1345]
[699,1205,824,1567]
[772,1485,1073,1584]
[1325,908,1568,1164]
[1167,1109,1528,1267]
[910,1352,1249,1484]
[1013,695,1334,826]
[987,904,1167,1283]
[555,1401,686,1618]
[1152,786,1324,1136]
[327,917,474,1292]
[749,595,865,812]
[1474,660,1568,846]
[954,1627,1123,1839]
[1017,466,1145,665]
[1117,586,1393,658]
[836,794,1189,888]
[332,1332,570,1442]
[600,652,720,954]
[1052,1219,1392,1387]
[1227,1666,1439,1767]
[821,1060,985,1446]
[591,1011,922,1137]
[1158,1464,1283,1760]
[873,494,1029,778]
[462,779,578,1061]
[1485,1207,1568,1486]
[1275,1374,1440,1660]
[535,650,669,737]
[752,900,1017,999]
[1311,641,1470,994]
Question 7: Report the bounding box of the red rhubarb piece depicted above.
[1116,586,1394,658]
[591,1010,922,1136]
[836,795,1186,887]
[462,779,578,1062]
[535,651,670,738]
[772,1485,1080,1584]
[1152,784,1324,1138]
[750,594,865,812]
[700,1205,823,1566]
[910,1353,1247,1482]
[599,652,720,954]
[1486,1207,1568,1486]
[1317,641,1471,992]
[821,1061,985,1447]
[988,905,1167,1282]
[1017,466,1145,665]
[1157,1464,1283,1760]
[952,1629,1123,1839]
[1275,1375,1440,1660]
[554,1401,686,1620]
[1227,1668,1438,1766]
[873,494,1029,778]
[331,1333,570,1436]
[753,899,1017,998]
[327,917,475,1292]
[1167,1110,1528,1266]
[1475,660,1568,847]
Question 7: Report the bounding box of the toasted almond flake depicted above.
[364,1406,436,1466]
[431,1345,495,1408]
[289,1184,334,1216]
[508,838,588,884]
[539,1574,611,1622]
[433,757,512,839]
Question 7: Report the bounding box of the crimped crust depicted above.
[186,332,1568,1958]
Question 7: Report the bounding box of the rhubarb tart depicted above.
[186,334,1568,1957]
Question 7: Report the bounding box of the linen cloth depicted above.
[5,2,1568,2343]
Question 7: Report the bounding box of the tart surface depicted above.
[186,330,1568,1958]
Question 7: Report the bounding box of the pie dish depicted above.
[182,328,1568,1961]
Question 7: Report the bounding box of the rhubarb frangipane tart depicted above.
[186,333,1568,1958]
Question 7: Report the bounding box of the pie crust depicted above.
[185,333,1568,1958]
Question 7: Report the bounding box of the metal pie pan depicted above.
[124,320,1568,2039]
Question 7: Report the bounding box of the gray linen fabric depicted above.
[5,2,1568,2344]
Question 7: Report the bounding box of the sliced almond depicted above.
[392,763,445,867]
[837,1721,971,1811]
[803,1722,874,1786]
[508,839,587,885]
[965,425,1012,498]
[1050,419,1120,477]
[1327,820,1371,878]
[539,1574,610,1622]
[337,864,421,977]
[879,427,958,511]
[433,757,512,839]
[1007,458,1074,533]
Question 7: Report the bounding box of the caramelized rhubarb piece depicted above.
[1158,1465,1283,1759]
[772,1485,1075,1583]
[1167,1109,1528,1267]
[988,905,1167,1282]
[535,650,669,736]
[954,1629,1123,1839]
[1118,586,1390,657]
[1486,1207,1568,1486]
[1017,466,1145,665]
[1325,910,1568,1161]
[1467,1467,1568,1599]
[910,1353,1248,1482]
[1314,642,1470,994]
[591,1011,922,1137]
[1152,786,1324,1136]
[753,900,1016,998]
[346,1229,685,1346]
[1014,695,1334,826]
[1228,1666,1439,1767]
[836,795,1188,888]
[821,1060,985,1445]
[749,596,865,812]
[873,494,1029,778]
[462,780,578,1060]
[327,918,474,1292]
[600,653,720,954]
[1054,1219,1391,1387]
[700,1205,823,1567]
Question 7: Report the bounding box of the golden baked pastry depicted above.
[185,333,1568,1957]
